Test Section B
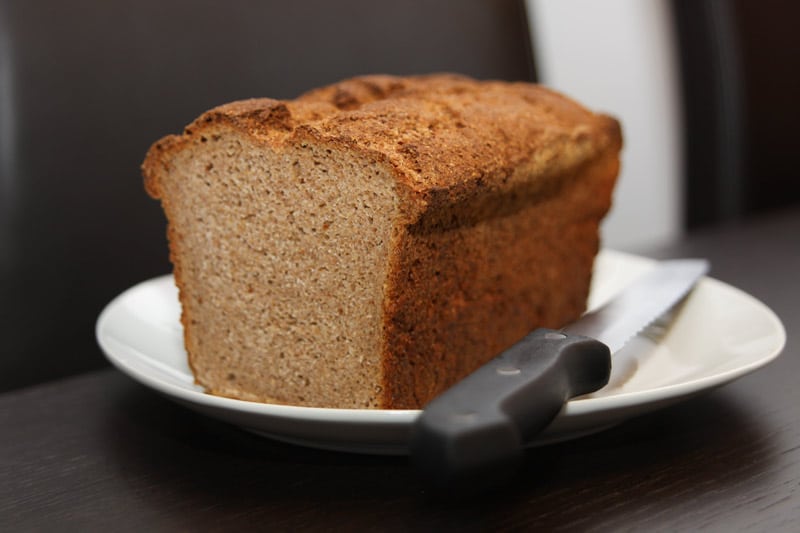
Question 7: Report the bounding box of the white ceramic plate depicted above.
[96,250,785,454]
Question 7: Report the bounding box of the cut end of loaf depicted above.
[151,126,401,408]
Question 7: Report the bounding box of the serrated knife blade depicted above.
[410,258,710,490]
[563,259,710,354]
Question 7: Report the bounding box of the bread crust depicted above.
[142,74,622,409]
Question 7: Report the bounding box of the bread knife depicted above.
[409,258,709,489]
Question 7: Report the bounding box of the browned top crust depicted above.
[144,74,621,217]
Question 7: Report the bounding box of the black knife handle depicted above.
[409,329,611,489]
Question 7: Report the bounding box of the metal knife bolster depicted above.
[410,258,710,488]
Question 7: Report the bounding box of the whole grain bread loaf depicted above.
[142,74,621,409]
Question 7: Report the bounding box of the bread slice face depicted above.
[145,124,401,407]
[143,74,622,409]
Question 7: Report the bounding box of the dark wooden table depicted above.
[2,209,798,531]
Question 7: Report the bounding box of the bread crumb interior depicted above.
[163,132,398,407]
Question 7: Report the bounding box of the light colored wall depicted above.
[526,0,683,251]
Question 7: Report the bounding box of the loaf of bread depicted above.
[142,74,621,409]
